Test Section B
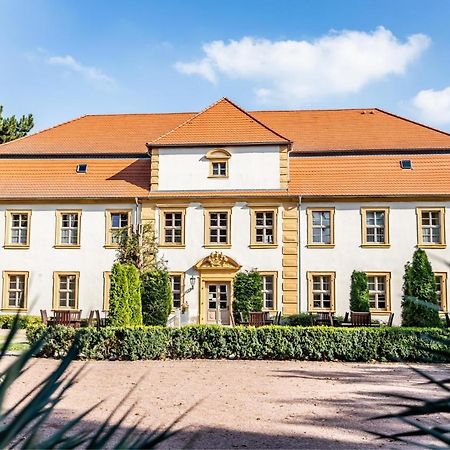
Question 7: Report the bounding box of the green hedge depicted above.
[0,315,41,329]
[26,324,450,362]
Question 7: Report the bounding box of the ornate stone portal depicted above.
[194,251,241,271]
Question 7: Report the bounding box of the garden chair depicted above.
[387,312,395,327]
[40,310,48,326]
[315,312,334,326]
[445,313,450,329]
[273,311,282,325]
[87,310,95,327]
[351,311,371,327]
[53,311,71,326]
[249,312,266,327]
[343,312,349,323]
[95,310,107,330]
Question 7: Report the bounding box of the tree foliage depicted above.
[402,249,441,327]
[108,263,130,327]
[141,269,172,326]
[0,105,34,144]
[116,223,162,274]
[124,264,143,326]
[350,270,370,312]
[233,270,263,321]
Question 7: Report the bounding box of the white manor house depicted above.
[1,97,450,325]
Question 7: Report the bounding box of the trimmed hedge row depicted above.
[26,324,450,362]
[0,315,41,329]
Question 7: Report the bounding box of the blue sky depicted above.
[2,0,450,132]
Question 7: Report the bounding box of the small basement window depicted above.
[400,160,412,170]
[76,164,88,173]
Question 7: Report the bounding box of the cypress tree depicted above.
[350,271,370,312]
[108,263,130,326]
[141,269,172,326]
[124,264,143,326]
[402,249,441,327]
[233,270,263,321]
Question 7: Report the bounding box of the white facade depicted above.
[158,146,281,191]
[300,201,450,322]
[0,203,136,316]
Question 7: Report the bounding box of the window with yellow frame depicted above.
[204,208,232,248]
[361,207,390,247]
[2,271,29,311]
[366,272,391,313]
[306,208,335,247]
[250,207,278,248]
[417,207,446,248]
[307,272,335,312]
[260,271,278,310]
[53,272,79,310]
[55,210,81,248]
[105,210,131,247]
[4,210,31,248]
[206,149,231,178]
[435,272,448,312]
[159,208,186,247]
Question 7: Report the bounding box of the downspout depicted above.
[297,195,302,313]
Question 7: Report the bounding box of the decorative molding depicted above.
[279,145,289,189]
[195,251,241,271]
[150,148,159,191]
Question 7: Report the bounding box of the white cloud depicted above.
[412,86,450,125]
[175,27,430,103]
[47,55,115,86]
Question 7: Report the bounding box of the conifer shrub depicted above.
[108,263,130,326]
[233,270,263,321]
[402,249,441,327]
[141,269,172,326]
[350,271,370,312]
[124,264,143,326]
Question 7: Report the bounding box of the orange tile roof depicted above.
[151,98,290,146]
[2,101,450,156]
[0,113,194,156]
[0,158,150,199]
[289,154,450,197]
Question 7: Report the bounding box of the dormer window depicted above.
[206,149,231,178]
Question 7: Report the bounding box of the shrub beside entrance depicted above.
[27,324,450,362]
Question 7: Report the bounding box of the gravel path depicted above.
[3,358,449,448]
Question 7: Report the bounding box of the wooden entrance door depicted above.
[206,282,230,325]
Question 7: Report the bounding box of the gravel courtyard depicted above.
[4,358,449,449]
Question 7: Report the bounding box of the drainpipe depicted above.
[297,195,302,313]
[134,197,140,230]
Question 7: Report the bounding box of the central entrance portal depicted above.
[206,282,230,325]
[194,252,241,325]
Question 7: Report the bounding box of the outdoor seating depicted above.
[351,311,371,327]
[387,312,395,327]
[445,313,450,328]
[249,311,267,327]
[95,310,107,330]
[53,310,82,328]
[87,310,95,327]
[40,309,52,326]
[314,312,334,326]
[273,311,282,325]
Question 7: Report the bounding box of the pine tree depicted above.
[108,263,130,326]
[350,271,370,312]
[125,264,143,325]
[402,249,441,327]
[0,106,34,144]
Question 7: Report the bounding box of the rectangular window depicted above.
[5,210,31,248]
[366,273,391,312]
[435,272,447,312]
[261,272,277,310]
[307,208,335,247]
[170,273,184,309]
[211,161,227,177]
[361,208,389,246]
[250,208,278,247]
[105,210,131,246]
[417,208,446,248]
[307,272,335,311]
[160,209,185,247]
[2,272,29,311]
[205,209,231,247]
[55,211,81,247]
[53,272,79,310]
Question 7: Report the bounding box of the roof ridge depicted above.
[150,97,291,145]
[374,108,450,138]
[252,107,377,113]
[83,111,196,117]
[0,114,88,148]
